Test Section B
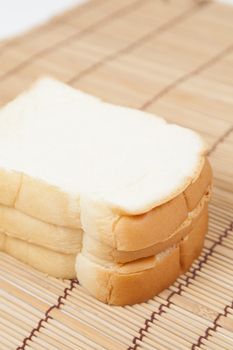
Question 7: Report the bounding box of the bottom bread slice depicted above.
[76,205,208,305]
[0,232,76,278]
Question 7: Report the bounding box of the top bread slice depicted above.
[0,77,209,251]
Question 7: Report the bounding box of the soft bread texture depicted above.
[0,78,206,223]
[15,174,81,229]
[0,232,76,278]
[0,205,82,254]
[76,207,208,305]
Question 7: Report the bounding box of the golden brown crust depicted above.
[180,205,208,272]
[114,220,190,263]
[115,193,188,251]
[184,159,212,210]
[83,222,190,264]
[83,190,210,262]
[76,208,208,305]
[83,179,211,263]
[109,248,181,305]
[113,158,211,252]
[115,196,209,263]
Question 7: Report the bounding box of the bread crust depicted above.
[114,159,211,251]
[180,205,208,271]
[81,158,212,251]
[184,159,212,210]
[0,232,76,278]
[114,193,187,251]
[76,208,208,305]
[0,161,211,284]
[82,194,209,263]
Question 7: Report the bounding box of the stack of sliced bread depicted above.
[0,78,212,305]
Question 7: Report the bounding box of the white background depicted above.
[0,0,232,40]
[0,0,85,39]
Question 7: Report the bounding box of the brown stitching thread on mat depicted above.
[129,218,233,350]
[129,301,174,349]
[0,0,147,82]
[207,125,233,155]
[191,313,222,350]
[223,302,233,317]
[190,220,233,349]
[140,44,233,110]
[128,295,179,349]
[191,300,233,349]
[16,279,78,350]
[68,1,206,84]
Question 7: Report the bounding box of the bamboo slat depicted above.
[0,0,232,349]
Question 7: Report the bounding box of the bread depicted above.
[0,205,82,254]
[82,190,210,263]
[76,205,208,305]
[0,190,209,280]
[0,232,76,278]
[0,77,212,305]
[0,78,206,217]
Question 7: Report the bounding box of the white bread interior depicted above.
[0,232,76,278]
[0,78,206,227]
[0,205,82,254]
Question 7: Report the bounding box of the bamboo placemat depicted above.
[0,0,233,349]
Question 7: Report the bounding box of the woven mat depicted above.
[0,1,233,349]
